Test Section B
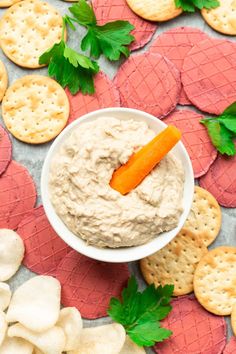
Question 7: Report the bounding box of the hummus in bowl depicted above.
[41,108,194,262]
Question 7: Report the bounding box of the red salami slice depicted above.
[114,52,181,118]
[66,72,120,124]
[182,38,236,115]
[199,151,236,208]
[55,250,129,319]
[224,337,236,354]
[17,205,72,276]
[149,27,209,105]
[0,161,37,229]
[92,0,157,51]
[0,125,12,176]
[164,110,217,177]
[154,295,226,354]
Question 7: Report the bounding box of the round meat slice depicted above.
[149,27,209,105]
[164,110,217,177]
[223,337,236,354]
[199,151,236,207]
[154,295,226,354]
[92,0,157,51]
[114,52,181,118]
[66,72,120,124]
[0,125,12,176]
[0,161,37,229]
[182,38,236,115]
[55,250,129,319]
[17,205,72,276]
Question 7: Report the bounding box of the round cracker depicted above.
[0,0,21,7]
[201,0,236,36]
[0,61,8,103]
[126,0,182,22]
[114,52,181,119]
[154,294,226,354]
[184,186,221,247]
[140,228,208,296]
[93,0,157,51]
[164,110,217,177]
[0,0,63,68]
[194,246,236,316]
[2,75,69,144]
[231,303,236,336]
[66,72,120,125]
[182,38,236,115]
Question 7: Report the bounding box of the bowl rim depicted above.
[41,107,194,263]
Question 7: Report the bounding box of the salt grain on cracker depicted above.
[2,75,69,144]
[0,61,8,103]
[126,0,182,22]
[184,186,221,247]
[231,303,236,336]
[194,246,236,316]
[0,0,63,68]
[201,0,236,36]
[140,228,208,296]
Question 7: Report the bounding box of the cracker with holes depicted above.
[184,186,221,247]
[0,0,63,68]
[126,0,182,22]
[140,228,208,296]
[0,61,8,102]
[201,0,236,35]
[194,246,236,316]
[231,303,236,335]
[2,75,69,144]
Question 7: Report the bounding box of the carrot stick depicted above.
[110,125,181,195]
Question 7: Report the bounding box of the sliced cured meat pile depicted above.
[0,124,12,176]
[17,205,72,276]
[55,250,129,319]
[164,110,217,178]
[114,52,181,118]
[66,72,120,124]
[182,38,236,115]
[199,151,236,208]
[154,295,227,354]
[0,160,37,229]
[149,27,209,105]
[92,0,157,51]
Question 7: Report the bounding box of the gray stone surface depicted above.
[0,1,235,352]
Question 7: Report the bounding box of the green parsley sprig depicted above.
[201,102,236,156]
[39,17,99,95]
[175,0,220,12]
[108,276,174,347]
[68,0,135,61]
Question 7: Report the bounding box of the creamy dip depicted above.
[49,117,185,248]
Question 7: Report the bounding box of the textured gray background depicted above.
[0,1,235,352]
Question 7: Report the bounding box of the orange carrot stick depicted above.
[110,125,181,195]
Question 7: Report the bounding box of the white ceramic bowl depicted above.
[41,107,194,263]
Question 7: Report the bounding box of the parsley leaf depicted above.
[108,276,173,347]
[175,0,219,12]
[201,102,236,156]
[69,0,135,61]
[39,18,99,95]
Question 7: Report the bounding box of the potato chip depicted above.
[6,276,60,332]
[8,323,65,354]
[57,307,82,351]
[68,323,126,354]
[33,348,43,354]
[0,336,33,354]
[0,311,7,346]
[120,336,145,353]
[0,283,11,311]
[0,229,24,281]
